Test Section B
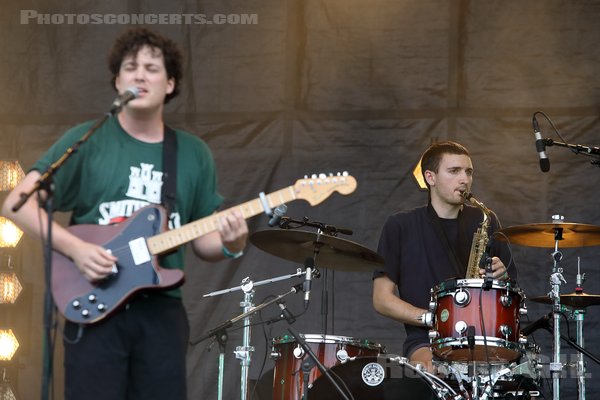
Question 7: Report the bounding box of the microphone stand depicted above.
[10,104,128,400]
[542,138,600,167]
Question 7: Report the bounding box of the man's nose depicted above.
[134,67,145,81]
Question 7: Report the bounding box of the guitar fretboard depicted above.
[146,185,298,255]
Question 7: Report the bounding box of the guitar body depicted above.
[52,205,184,324]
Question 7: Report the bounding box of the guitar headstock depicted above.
[294,172,357,206]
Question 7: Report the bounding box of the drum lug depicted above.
[270,348,281,361]
[518,335,528,344]
[499,324,513,337]
[293,345,305,359]
[428,299,437,313]
[336,348,352,363]
[428,329,440,340]
[454,320,468,335]
[454,289,471,307]
[519,306,528,315]
[500,294,513,308]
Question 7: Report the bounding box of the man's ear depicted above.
[424,170,435,187]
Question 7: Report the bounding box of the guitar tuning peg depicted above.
[342,171,348,176]
[311,174,317,179]
[318,173,326,179]
[304,175,308,179]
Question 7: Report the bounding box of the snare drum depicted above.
[429,279,526,362]
[271,334,384,400]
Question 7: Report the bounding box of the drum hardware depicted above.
[528,258,600,400]
[500,220,600,400]
[195,270,309,400]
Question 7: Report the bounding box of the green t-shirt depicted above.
[31,116,224,297]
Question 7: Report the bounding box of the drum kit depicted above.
[199,216,600,400]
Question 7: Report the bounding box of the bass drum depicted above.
[308,356,458,400]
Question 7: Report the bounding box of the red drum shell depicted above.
[431,279,523,362]
[271,334,384,400]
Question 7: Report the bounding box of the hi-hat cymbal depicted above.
[250,230,384,272]
[531,292,600,308]
[498,223,600,248]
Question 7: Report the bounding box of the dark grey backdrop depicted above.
[1,1,600,399]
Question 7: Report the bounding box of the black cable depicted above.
[533,111,573,153]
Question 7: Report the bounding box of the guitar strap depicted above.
[161,125,177,217]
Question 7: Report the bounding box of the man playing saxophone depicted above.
[372,141,517,371]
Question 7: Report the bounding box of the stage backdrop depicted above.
[1,1,600,399]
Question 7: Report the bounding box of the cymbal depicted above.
[498,222,600,248]
[531,292,600,308]
[250,230,384,272]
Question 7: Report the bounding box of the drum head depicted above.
[308,357,446,400]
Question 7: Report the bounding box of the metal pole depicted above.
[550,229,565,400]
[575,310,586,400]
[234,278,255,400]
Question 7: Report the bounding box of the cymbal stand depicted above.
[574,257,586,400]
[199,270,306,400]
[549,219,566,400]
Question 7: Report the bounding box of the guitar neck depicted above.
[146,185,297,255]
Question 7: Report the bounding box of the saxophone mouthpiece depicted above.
[461,191,473,201]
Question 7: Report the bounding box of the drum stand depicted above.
[198,269,307,400]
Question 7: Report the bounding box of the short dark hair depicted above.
[107,27,183,104]
[421,141,470,188]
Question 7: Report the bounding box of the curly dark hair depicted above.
[108,27,183,104]
[421,141,470,188]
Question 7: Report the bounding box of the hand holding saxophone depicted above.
[479,256,509,281]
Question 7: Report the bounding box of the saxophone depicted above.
[462,191,492,279]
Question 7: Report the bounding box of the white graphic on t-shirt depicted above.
[97,162,181,228]
[126,163,164,204]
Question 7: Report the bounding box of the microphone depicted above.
[521,312,552,336]
[533,116,550,172]
[110,87,139,113]
[268,204,288,227]
[277,301,296,324]
[303,258,314,310]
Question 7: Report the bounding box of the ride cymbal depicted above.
[531,292,600,308]
[250,230,384,272]
[498,223,600,248]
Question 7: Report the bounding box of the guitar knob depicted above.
[81,309,90,318]
[97,303,107,312]
[88,294,97,303]
[72,300,81,309]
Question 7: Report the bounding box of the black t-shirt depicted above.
[373,203,516,356]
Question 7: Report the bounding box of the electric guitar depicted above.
[52,173,357,324]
